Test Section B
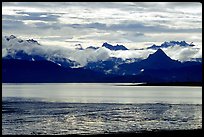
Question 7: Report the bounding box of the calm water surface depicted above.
[2,83,202,135]
[2,83,202,104]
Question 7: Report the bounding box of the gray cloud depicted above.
[2,20,26,29]
[33,22,61,30]
[108,22,202,33]
[63,22,201,34]
[2,2,65,8]
[3,12,60,22]
[2,2,202,48]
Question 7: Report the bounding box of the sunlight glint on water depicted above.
[2,83,202,135]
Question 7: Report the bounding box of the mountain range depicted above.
[2,35,202,83]
[147,41,195,50]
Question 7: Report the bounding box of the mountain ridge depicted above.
[102,42,129,51]
[147,41,195,50]
[2,35,202,83]
[2,48,202,83]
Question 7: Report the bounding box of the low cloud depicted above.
[2,36,201,68]
[162,45,201,62]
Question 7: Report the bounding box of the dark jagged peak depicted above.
[102,42,112,48]
[102,42,128,51]
[86,46,99,50]
[75,44,83,50]
[26,39,40,45]
[4,35,40,45]
[146,44,160,49]
[146,48,172,62]
[147,41,195,50]
[189,42,195,47]
[5,35,17,41]
[161,41,195,47]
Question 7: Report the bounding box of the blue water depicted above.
[2,83,202,135]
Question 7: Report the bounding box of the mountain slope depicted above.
[2,59,106,83]
[2,35,202,83]
[118,49,181,75]
[139,48,181,69]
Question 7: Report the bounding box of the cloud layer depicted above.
[2,2,202,49]
[2,36,201,68]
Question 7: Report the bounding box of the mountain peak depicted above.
[140,48,181,70]
[154,48,165,55]
[4,35,40,45]
[147,48,171,61]
[86,46,99,50]
[26,39,40,45]
[75,44,83,50]
[5,35,17,41]
[102,42,112,47]
[102,42,128,51]
[147,41,195,50]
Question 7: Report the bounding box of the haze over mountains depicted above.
[2,35,202,83]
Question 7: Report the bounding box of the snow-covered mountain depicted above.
[147,41,195,50]
[2,35,202,83]
[2,48,202,83]
[2,35,201,66]
[2,35,79,68]
[4,35,40,46]
[2,35,133,68]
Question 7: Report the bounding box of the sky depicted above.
[2,2,202,49]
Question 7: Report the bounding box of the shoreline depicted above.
[115,82,202,87]
[2,82,202,86]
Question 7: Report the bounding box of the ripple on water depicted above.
[2,97,202,135]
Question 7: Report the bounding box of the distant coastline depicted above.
[2,82,202,87]
[115,82,202,87]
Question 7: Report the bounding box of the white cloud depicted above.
[162,45,201,62]
[2,2,202,49]
[109,49,154,60]
[67,47,111,66]
[193,48,202,58]
[2,2,202,64]
[2,35,202,68]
